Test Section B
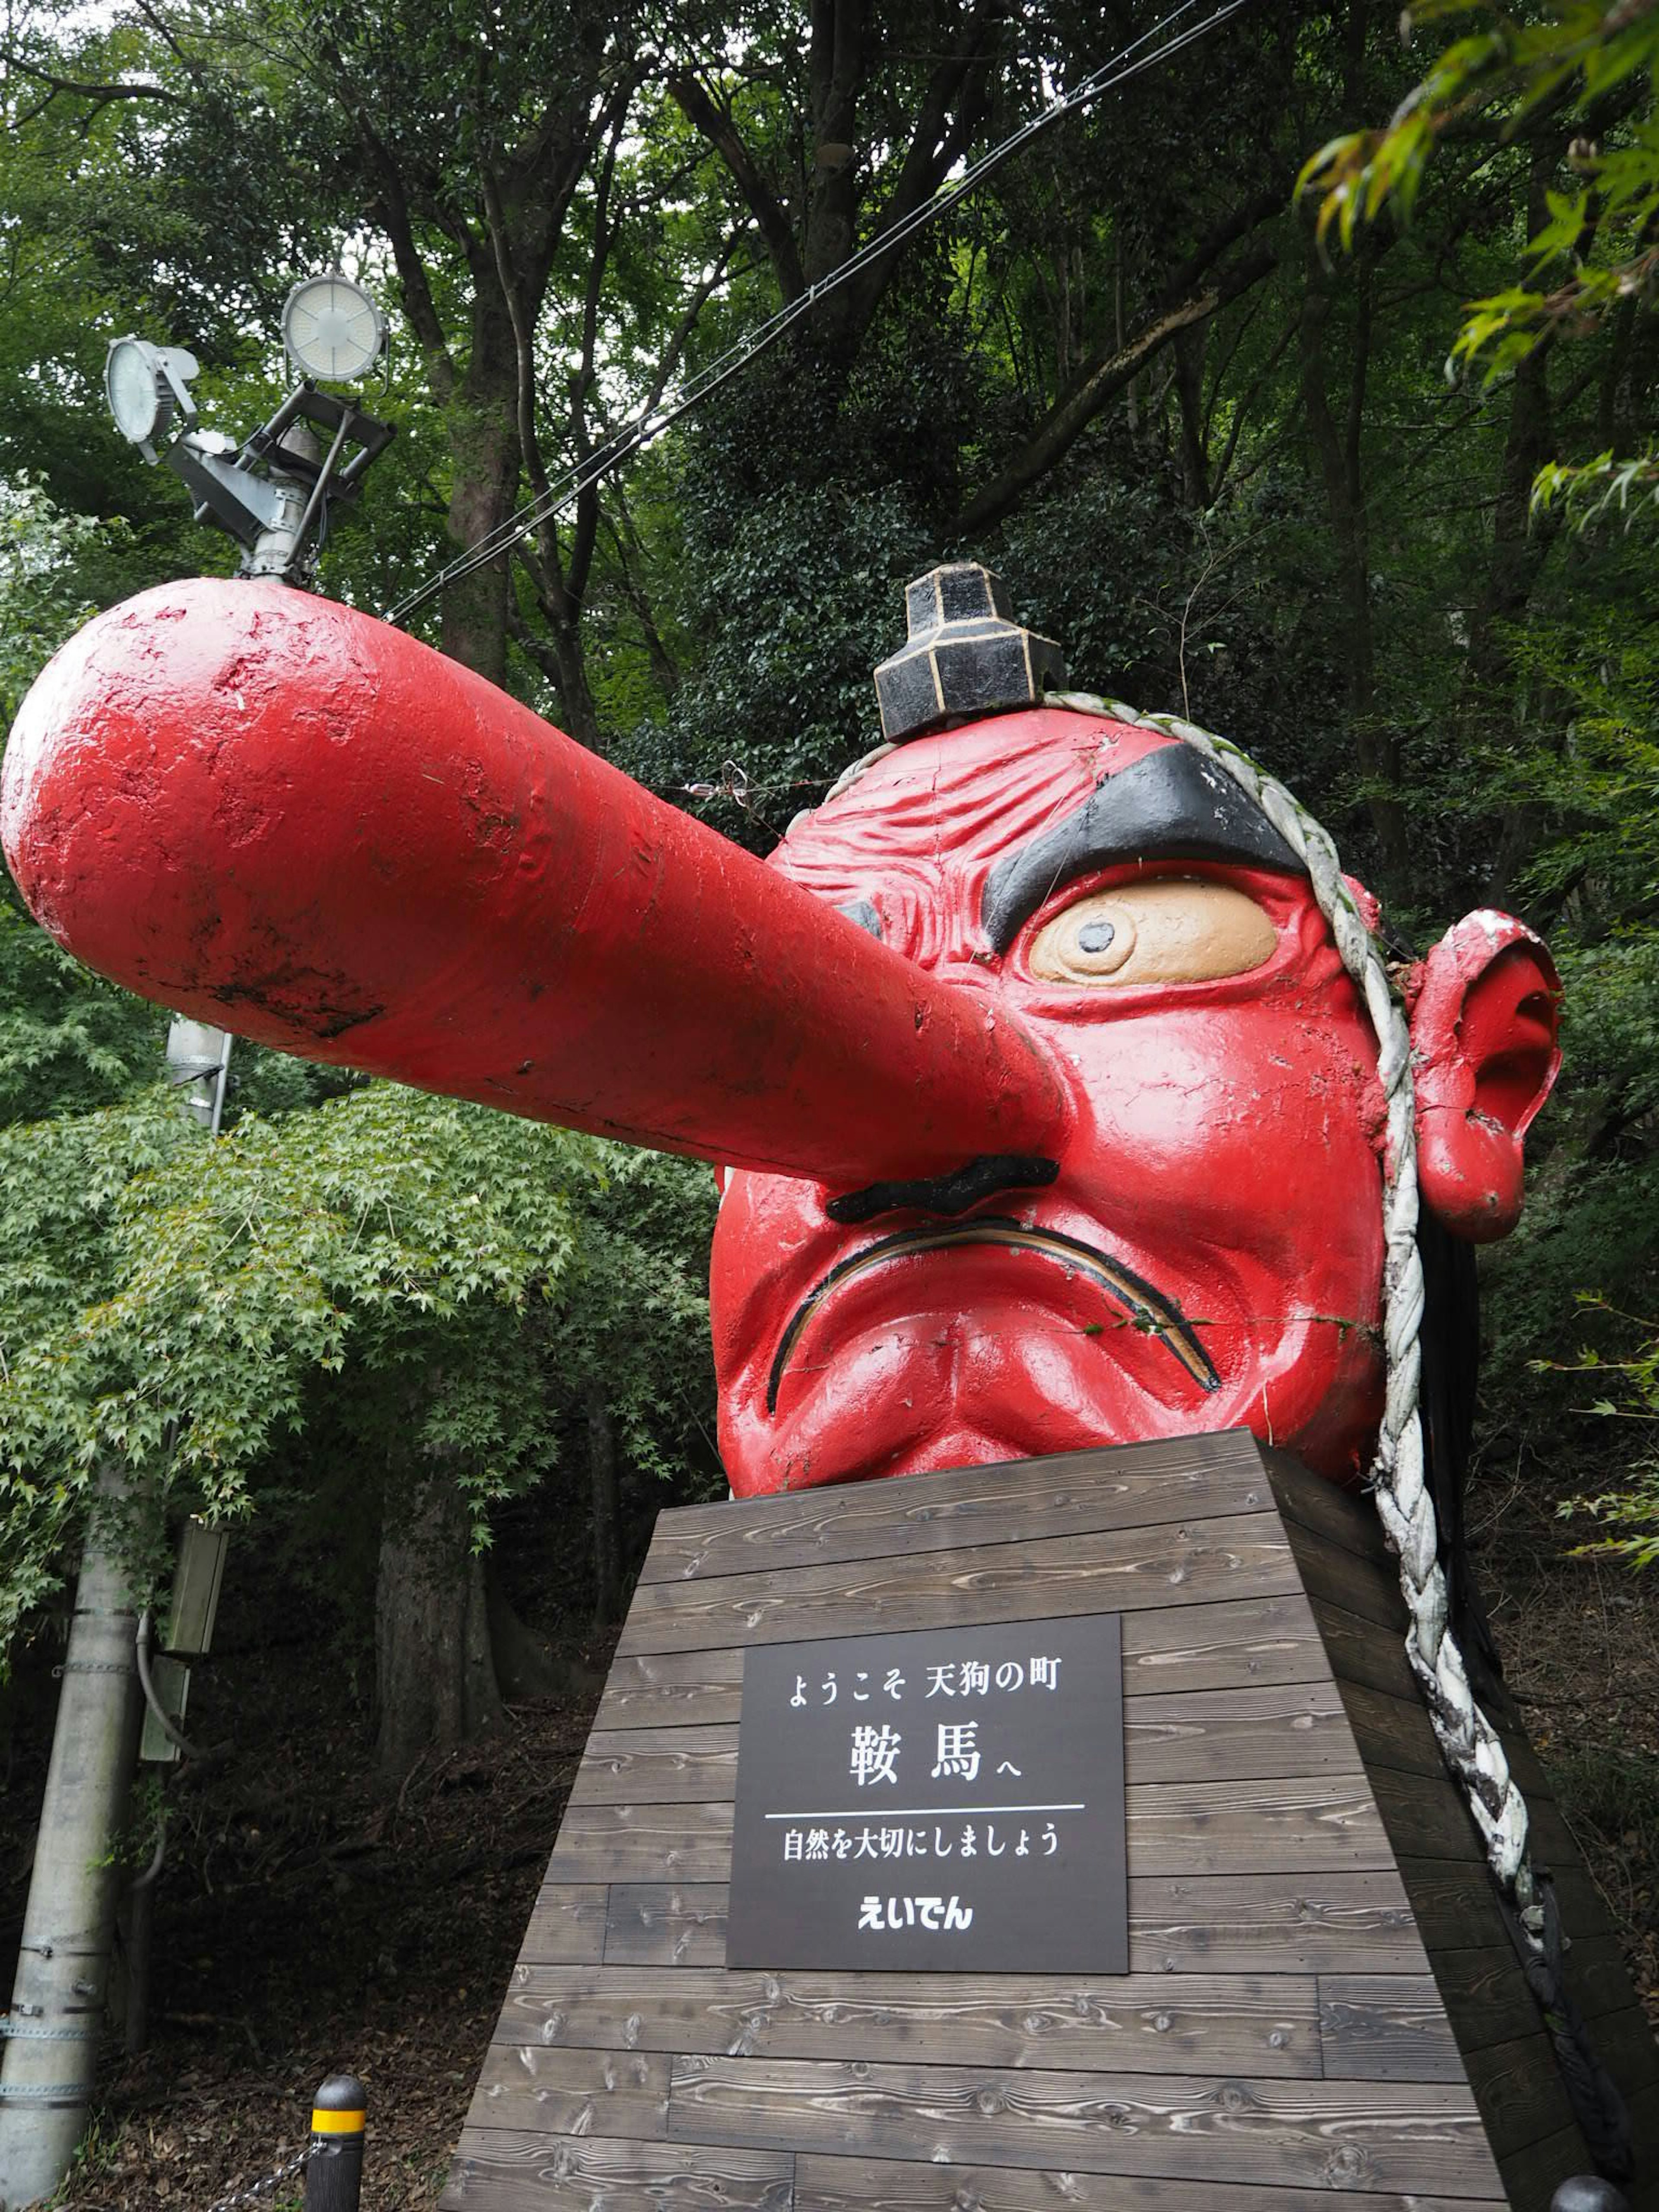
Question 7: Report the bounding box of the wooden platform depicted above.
[442,1431,1659,2212]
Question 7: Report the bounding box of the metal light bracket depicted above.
[164,381,394,582]
[166,1517,228,1657]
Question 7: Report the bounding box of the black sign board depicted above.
[727,1612,1126,1972]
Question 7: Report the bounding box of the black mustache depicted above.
[766,1216,1221,1415]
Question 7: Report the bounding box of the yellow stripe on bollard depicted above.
[310,2108,366,2136]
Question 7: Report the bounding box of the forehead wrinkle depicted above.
[771,721,1112,906]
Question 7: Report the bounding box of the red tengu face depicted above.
[710,708,1396,1496]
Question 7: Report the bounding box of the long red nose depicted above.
[2,579,1069,1186]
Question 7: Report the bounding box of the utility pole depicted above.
[0,1468,143,2204]
[0,1021,233,2205]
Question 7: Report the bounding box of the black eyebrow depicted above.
[980,743,1305,953]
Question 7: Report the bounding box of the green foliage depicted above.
[1550,1297,1659,1568]
[1547,1735,1659,1864]
[1300,0,1659,512]
[0,1084,598,1640]
[553,1146,718,1491]
[0,483,140,728]
[1532,448,1659,525]
[620,471,932,847]
[0,900,162,1124]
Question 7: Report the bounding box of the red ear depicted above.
[1409,912,1562,1243]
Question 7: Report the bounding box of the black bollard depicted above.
[305,2074,367,2212]
[1551,2182,1630,2212]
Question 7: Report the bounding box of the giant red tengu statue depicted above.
[13,559,1630,2190]
[2,560,1560,1520]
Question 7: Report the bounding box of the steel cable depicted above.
[384,0,1254,625]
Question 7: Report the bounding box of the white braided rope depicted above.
[1045,690,1541,1930]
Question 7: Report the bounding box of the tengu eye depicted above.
[1030,899,1136,981]
[1027,880,1278,988]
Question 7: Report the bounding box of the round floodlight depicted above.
[282,272,385,382]
[106,337,166,445]
[105,336,200,458]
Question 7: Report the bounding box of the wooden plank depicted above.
[442,2130,793,2212]
[1124,1680,1360,1783]
[1317,1973,1466,2081]
[616,1513,1299,1656]
[1429,1946,1547,2053]
[1392,1858,1513,1955]
[598,1871,1433,1975]
[463,2046,670,2137]
[1396,1854,1620,1967]
[1493,1726,1558,1811]
[666,2056,1506,2197]
[1522,1791,1596,1871]
[1368,1767,1484,1865]
[793,2154,1506,2212]
[1561,1930,1649,2024]
[605,1885,728,1967]
[567,1726,738,1807]
[549,1801,732,1884]
[1285,1520,1409,1634]
[1496,2120,1602,2212]
[494,1963,1322,2077]
[1341,1680,1560,1829]
[518,1884,609,1964]
[571,1683,1358,1809]
[1313,1598,1421,1701]
[592,1596,1331,1740]
[1344,1673,1557,1804]
[1583,2002,1659,2098]
[1341,1681,1457,1779]
[1263,1449,1392,1564]
[1461,2032,1580,2161]
[641,1435,1271,1583]
[1101,1593,1329,1694]
[1123,1773,1389,1875]
[1129,1870,1429,1975]
[548,1773,1393,1885]
[1541,1855,1617,1941]
[596,1650,747,1732]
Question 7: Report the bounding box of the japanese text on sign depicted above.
[727,1614,1126,1973]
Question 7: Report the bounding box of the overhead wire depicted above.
[384,0,1255,626]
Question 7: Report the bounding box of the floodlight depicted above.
[105,336,200,461]
[282,271,385,383]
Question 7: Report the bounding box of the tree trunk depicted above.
[440,355,521,691]
[1469,146,1563,911]
[1299,242,1408,889]
[486,1570,569,1700]
[374,1464,502,1779]
[548,615,604,754]
[587,1383,622,1628]
[1172,323,1210,508]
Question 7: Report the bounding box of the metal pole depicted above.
[0,1467,143,2205]
[209,1028,232,1138]
[305,2075,366,2212]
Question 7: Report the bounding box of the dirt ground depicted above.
[5,1439,1657,2212]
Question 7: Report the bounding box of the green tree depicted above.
[0,1074,716,1765]
[1300,0,1659,521]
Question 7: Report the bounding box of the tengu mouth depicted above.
[765,1216,1220,1414]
